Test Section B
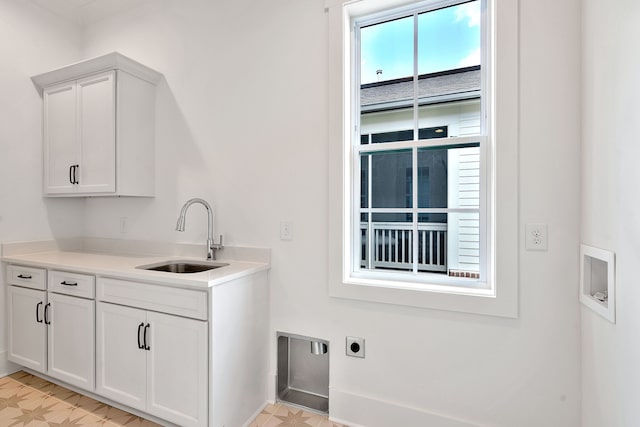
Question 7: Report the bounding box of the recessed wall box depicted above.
[277,332,329,413]
[580,244,615,323]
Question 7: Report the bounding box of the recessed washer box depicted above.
[277,332,329,413]
[580,244,615,323]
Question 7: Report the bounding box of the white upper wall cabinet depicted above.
[32,52,162,197]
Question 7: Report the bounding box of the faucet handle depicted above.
[212,234,224,250]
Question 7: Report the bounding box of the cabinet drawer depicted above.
[97,278,207,320]
[49,271,95,299]
[6,265,46,290]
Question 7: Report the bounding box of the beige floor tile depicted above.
[262,416,287,427]
[41,406,77,423]
[92,404,131,421]
[0,385,33,404]
[12,421,48,427]
[73,394,107,413]
[305,414,329,427]
[18,374,50,391]
[273,404,291,417]
[252,412,273,426]
[0,376,17,387]
[0,373,344,427]
[0,405,24,419]
[271,407,316,427]
[105,414,160,426]
[73,411,109,425]
[262,403,280,414]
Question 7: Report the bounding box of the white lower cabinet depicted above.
[7,286,47,372]
[7,286,95,391]
[47,292,95,390]
[96,302,208,427]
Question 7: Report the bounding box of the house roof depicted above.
[360,65,481,113]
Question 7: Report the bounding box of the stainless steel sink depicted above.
[136,261,229,274]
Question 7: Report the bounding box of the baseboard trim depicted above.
[268,373,277,402]
[329,388,488,427]
[242,402,270,427]
[0,351,21,377]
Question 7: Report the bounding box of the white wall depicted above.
[0,0,84,244]
[581,1,640,425]
[0,0,583,425]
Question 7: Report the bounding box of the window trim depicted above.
[326,0,519,317]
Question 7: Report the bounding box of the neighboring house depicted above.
[359,66,481,277]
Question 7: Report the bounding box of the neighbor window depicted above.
[351,0,487,289]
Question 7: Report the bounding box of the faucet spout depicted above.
[175,198,222,260]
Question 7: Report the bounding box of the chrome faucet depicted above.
[176,198,223,260]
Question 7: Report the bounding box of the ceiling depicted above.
[29,0,148,25]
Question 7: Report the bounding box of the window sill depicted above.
[330,275,517,318]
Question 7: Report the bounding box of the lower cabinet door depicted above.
[47,293,95,391]
[146,311,208,427]
[96,302,146,411]
[7,286,46,372]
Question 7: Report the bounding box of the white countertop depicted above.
[2,250,269,290]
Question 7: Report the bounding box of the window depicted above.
[353,0,486,285]
[327,0,519,317]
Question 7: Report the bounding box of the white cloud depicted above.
[457,48,481,68]
[455,2,481,27]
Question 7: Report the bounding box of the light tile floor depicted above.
[0,372,347,427]
[249,403,348,427]
[0,371,160,426]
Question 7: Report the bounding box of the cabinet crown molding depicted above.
[32,52,163,91]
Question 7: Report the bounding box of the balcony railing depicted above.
[360,222,447,272]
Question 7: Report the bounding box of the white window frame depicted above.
[327,0,519,317]
[352,0,488,290]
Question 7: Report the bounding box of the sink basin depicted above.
[137,261,229,274]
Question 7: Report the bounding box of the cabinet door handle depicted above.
[60,281,78,286]
[17,274,32,279]
[137,322,145,349]
[44,303,51,325]
[69,165,74,184]
[143,323,150,351]
[36,302,43,323]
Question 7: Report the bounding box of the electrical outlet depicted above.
[346,336,365,358]
[525,223,547,251]
[280,221,293,241]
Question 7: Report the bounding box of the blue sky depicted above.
[360,1,481,84]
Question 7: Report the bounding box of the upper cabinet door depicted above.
[35,53,160,197]
[76,71,116,194]
[44,82,76,194]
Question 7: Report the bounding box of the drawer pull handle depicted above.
[36,302,43,323]
[137,322,145,349]
[143,323,151,351]
[17,274,32,279]
[60,281,78,286]
[44,303,51,325]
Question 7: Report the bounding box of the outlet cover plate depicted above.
[346,336,365,358]
[525,223,548,251]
